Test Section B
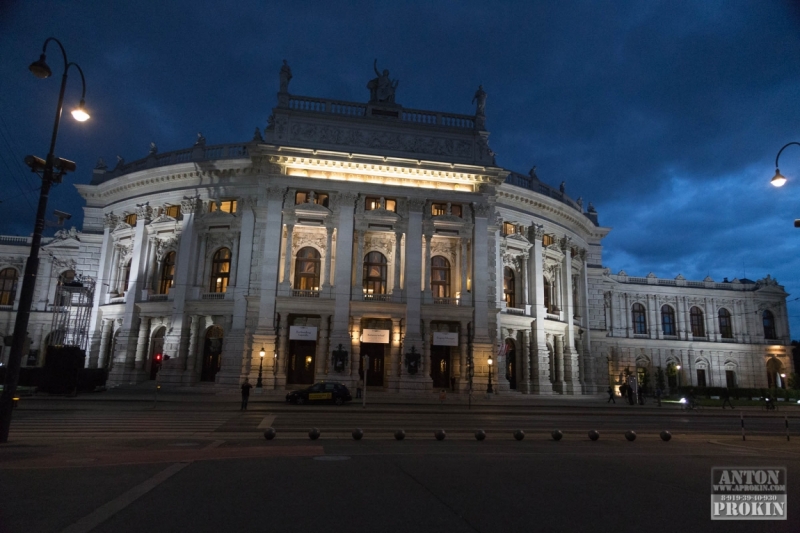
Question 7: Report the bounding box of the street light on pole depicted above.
[0,38,89,444]
[487,356,494,394]
[771,142,800,228]
[257,347,265,388]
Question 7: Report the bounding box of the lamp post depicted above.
[487,356,494,394]
[770,142,800,228]
[676,365,682,389]
[0,38,89,444]
[256,347,265,388]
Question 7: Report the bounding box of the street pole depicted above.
[0,38,88,443]
[362,354,369,409]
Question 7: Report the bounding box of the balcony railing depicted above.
[363,293,391,302]
[149,294,168,302]
[433,297,460,306]
[504,306,526,315]
[292,289,320,298]
[201,292,226,300]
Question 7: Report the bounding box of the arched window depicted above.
[690,306,705,337]
[503,267,515,308]
[363,251,387,295]
[661,305,676,336]
[543,276,552,312]
[632,303,647,334]
[763,310,776,340]
[431,256,450,298]
[294,247,320,290]
[159,252,176,295]
[210,248,231,293]
[718,308,733,339]
[0,268,18,306]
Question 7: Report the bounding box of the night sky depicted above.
[1,1,798,337]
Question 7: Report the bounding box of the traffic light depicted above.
[154,353,171,373]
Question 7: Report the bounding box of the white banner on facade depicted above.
[289,326,318,340]
[361,329,390,344]
[433,332,459,346]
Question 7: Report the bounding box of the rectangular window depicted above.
[365,197,397,212]
[696,369,707,387]
[503,222,515,236]
[431,203,446,216]
[725,370,736,388]
[295,191,329,207]
[209,199,237,214]
[542,234,554,246]
[164,205,181,218]
[125,214,137,226]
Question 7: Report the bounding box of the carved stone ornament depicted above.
[407,198,427,212]
[156,236,180,260]
[53,227,80,241]
[135,203,153,221]
[265,186,285,202]
[604,291,612,308]
[288,122,472,160]
[206,232,235,254]
[472,202,491,218]
[239,196,257,210]
[559,236,572,253]
[180,196,201,215]
[366,234,393,256]
[295,232,326,253]
[104,213,120,230]
[532,224,545,240]
[756,275,779,288]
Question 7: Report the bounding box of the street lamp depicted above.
[256,347,265,388]
[487,356,494,394]
[676,365,682,389]
[0,38,89,443]
[771,142,800,228]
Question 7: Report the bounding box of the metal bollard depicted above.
[435,429,446,441]
[588,430,599,441]
[352,428,364,440]
[475,429,486,441]
[309,428,321,440]
[263,427,276,440]
[660,430,672,442]
[551,430,563,441]
[514,430,525,441]
[625,430,636,442]
[394,429,405,441]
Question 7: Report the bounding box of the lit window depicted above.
[164,205,181,218]
[503,222,516,236]
[209,199,238,214]
[431,256,451,298]
[0,268,18,305]
[718,308,733,339]
[159,252,176,295]
[363,251,387,295]
[294,247,320,290]
[210,248,231,293]
[762,310,776,340]
[431,202,461,217]
[632,303,647,334]
[125,213,137,226]
[295,191,329,208]
[365,197,397,212]
[542,234,554,246]
[661,305,676,336]
[503,267,515,307]
[690,306,705,337]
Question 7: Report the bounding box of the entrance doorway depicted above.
[201,326,223,382]
[287,340,316,385]
[505,339,517,390]
[430,345,450,389]
[360,343,385,386]
[149,327,165,380]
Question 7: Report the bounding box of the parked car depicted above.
[286,382,352,405]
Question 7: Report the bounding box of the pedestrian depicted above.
[637,386,645,405]
[627,384,635,405]
[240,378,253,411]
[607,385,616,403]
[721,388,734,409]
[655,386,662,407]
[356,376,364,399]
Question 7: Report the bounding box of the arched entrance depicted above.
[201,326,223,382]
[505,339,517,389]
[766,357,784,389]
[430,345,450,389]
[149,327,166,380]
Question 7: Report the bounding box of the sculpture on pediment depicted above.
[53,227,80,241]
[148,142,158,155]
[253,127,263,142]
[115,155,125,169]
[195,132,206,146]
[528,166,538,180]
[95,158,107,170]
[472,85,487,117]
[367,59,399,104]
[279,60,292,93]
[756,274,778,287]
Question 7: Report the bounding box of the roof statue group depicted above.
[277,59,487,119]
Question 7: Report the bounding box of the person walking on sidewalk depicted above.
[607,386,616,403]
[356,376,364,399]
[721,388,734,409]
[655,386,662,407]
[240,378,253,411]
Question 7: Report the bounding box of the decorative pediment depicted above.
[150,213,177,225]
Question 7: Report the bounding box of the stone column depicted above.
[276,323,289,386]
[521,253,530,308]
[422,320,432,379]
[350,316,362,381]
[184,315,200,379]
[706,298,717,341]
[423,234,432,303]
[392,231,402,301]
[561,243,581,394]
[403,199,425,357]
[322,226,334,291]
[733,300,744,343]
[88,215,117,365]
[458,320,469,391]
[96,319,113,369]
[553,334,566,393]
[329,193,357,373]
[460,238,469,305]
[388,318,402,389]
[134,317,151,370]
[281,224,294,286]
[529,224,553,394]
[353,230,365,298]
[520,329,532,393]
[676,297,686,340]
[682,297,691,340]
[107,244,120,297]
[624,293,632,338]
[316,314,330,380]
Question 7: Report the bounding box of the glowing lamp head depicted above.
[29,54,51,79]
[259,347,265,358]
[71,99,90,122]
[676,365,681,370]
[680,397,687,404]
[487,357,493,366]
[770,169,787,187]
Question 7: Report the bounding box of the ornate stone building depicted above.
[0,63,793,394]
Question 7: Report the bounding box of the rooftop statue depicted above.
[472,85,487,116]
[367,59,399,104]
[279,60,292,93]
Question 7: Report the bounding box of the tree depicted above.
[655,366,666,391]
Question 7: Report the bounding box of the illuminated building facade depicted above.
[0,64,793,393]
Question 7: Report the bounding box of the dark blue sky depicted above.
[1,0,799,336]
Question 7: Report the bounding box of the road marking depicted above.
[257,414,276,429]
[60,461,190,533]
